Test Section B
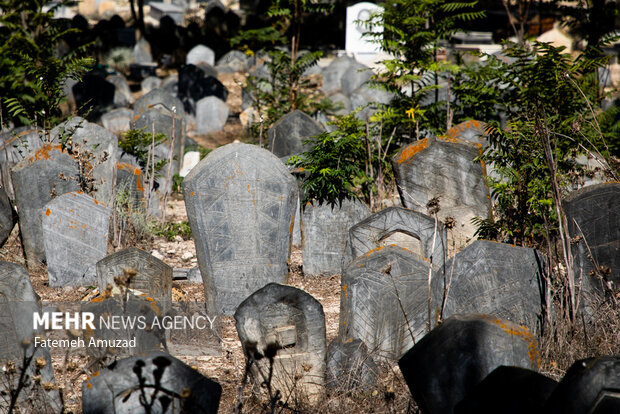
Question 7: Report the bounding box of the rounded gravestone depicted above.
[186,44,215,66]
[195,96,229,134]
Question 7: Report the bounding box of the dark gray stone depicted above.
[435,240,545,332]
[398,314,541,414]
[72,69,115,116]
[101,107,133,135]
[392,135,491,247]
[301,199,369,276]
[326,339,377,391]
[183,143,298,315]
[343,206,447,269]
[96,247,173,303]
[178,65,228,115]
[106,74,135,107]
[455,366,557,414]
[543,356,620,414]
[133,38,153,64]
[42,192,110,287]
[11,144,80,267]
[339,245,441,361]
[267,110,324,159]
[186,44,215,66]
[161,74,179,96]
[195,96,229,134]
[564,183,620,292]
[133,88,185,120]
[235,283,326,401]
[0,186,15,246]
[0,127,42,169]
[82,352,221,414]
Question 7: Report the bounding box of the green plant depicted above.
[120,128,168,173]
[151,221,192,241]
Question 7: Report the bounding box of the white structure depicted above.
[345,2,383,55]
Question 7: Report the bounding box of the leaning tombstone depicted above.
[339,245,441,362]
[434,240,546,333]
[82,352,222,414]
[183,143,298,315]
[11,144,80,267]
[301,198,369,276]
[543,356,620,414]
[398,314,541,414]
[326,338,377,391]
[267,110,324,159]
[42,192,110,287]
[235,283,326,403]
[0,186,15,247]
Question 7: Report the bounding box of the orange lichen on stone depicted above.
[342,284,348,299]
[485,315,541,368]
[32,144,63,162]
[362,245,386,257]
[397,139,429,164]
[190,192,195,197]
[133,114,140,121]
[45,208,51,216]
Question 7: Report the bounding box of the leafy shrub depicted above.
[119,128,168,173]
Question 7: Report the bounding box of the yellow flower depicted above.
[405,107,415,121]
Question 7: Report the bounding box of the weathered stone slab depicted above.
[443,120,489,147]
[392,135,491,247]
[195,96,229,134]
[0,186,15,247]
[544,356,620,414]
[133,88,185,121]
[186,44,215,66]
[398,314,541,414]
[341,61,372,97]
[215,49,249,73]
[96,247,172,303]
[301,199,369,276]
[116,162,146,210]
[339,245,441,361]
[101,108,132,135]
[235,283,326,402]
[434,240,545,332]
[107,74,135,107]
[455,366,557,414]
[183,143,298,315]
[42,192,110,287]
[133,38,153,64]
[11,144,80,267]
[321,55,359,94]
[140,76,161,95]
[326,338,377,391]
[0,127,42,169]
[343,206,447,269]
[82,352,221,414]
[267,110,324,159]
[564,183,620,293]
[350,84,394,120]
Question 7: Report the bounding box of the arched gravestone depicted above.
[398,314,541,414]
[433,240,546,333]
[82,352,221,414]
[455,365,557,414]
[339,245,441,362]
[392,135,491,247]
[42,192,110,287]
[235,283,326,402]
[0,262,61,412]
[564,183,620,294]
[96,247,173,304]
[544,356,620,414]
[267,110,324,160]
[183,143,298,315]
[11,144,80,268]
[343,206,447,270]
[326,338,377,391]
[301,199,369,276]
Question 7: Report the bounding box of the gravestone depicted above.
[50,117,119,207]
[141,76,161,94]
[435,240,545,332]
[350,84,393,120]
[215,50,249,73]
[180,151,201,177]
[186,44,215,66]
[107,74,135,107]
[398,314,541,414]
[345,2,384,55]
[267,110,324,159]
[235,283,326,402]
[178,65,228,114]
[0,127,42,169]
[96,247,173,303]
[183,143,298,315]
[341,61,373,97]
[195,96,229,134]
[72,69,115,117]
[116,162,146,210]
[564,183,620,293]
[328,92,352,116]
[82,352,221,414]
[0,186,15,247]
[321,56,359,94]
[543,356,620,414]
[133,38,153,64]
[101,107,133,135]
[343,206,447,269]
[11,144,80,267]
[301,199,369,276]
[326,339,377,391]
[42,192,110,287]
[455,366,557,414]
[392,135,491,247]
[339,245,441,361]
[149,2,184,24]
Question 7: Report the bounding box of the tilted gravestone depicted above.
[195,96,229,134]
[301,199,369,276]
[434,240,546,333]
[326,338,377,391]
[184,143,298,315]
[186,44,215,66]
[82,352,221,414]
[116,162,146,210]
[267,110,324,159]
[398,314,541,414]
[11,144,80,267]
[0,186,15,247]
[454,366,557,414]
[235,283,326,402]
[392,135,491,248]
[96,247,173,304]
[343,206,447,270]
[42,192,110,287]
[339,245,441,362]
[564,183,620,294]
[543,356,620,414]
